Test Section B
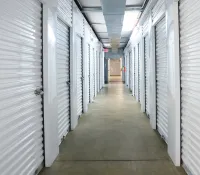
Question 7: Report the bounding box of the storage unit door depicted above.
[88,44,91,103]
[138,43,141,102]
[76,35,83,116]
[129,52,133,91]
[134,47,138,98]
[144,36,149,114]
[90,49,94,99]
[57,18,70,143]
[93,50,96,96]
[0,1,44,174]
[99,52,101,91]
[155,17,168,142]
[96,51,99,93]
[180,0,200,174]
[127,55,130,87]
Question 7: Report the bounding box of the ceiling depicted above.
[76,0,147,49]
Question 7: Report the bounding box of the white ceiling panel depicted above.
[101,38,110,42]
[92,24,107,32]
[84,12,105,23]
[98,32,109,38]
[126,0,144,6]
[103,43,111,48]
[121,31,132,37]
[119,43,126,48]
[78,0,101,7]
[77,0,146,49]
[120,37,129,42]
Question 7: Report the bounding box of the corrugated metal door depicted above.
[155,17,168,142]
[0,0,44,174]
[180,1,200,174]
[76,35,83,116]
[88,44,91,103]
[93,50,96,97]
[138,43,141,102]
[57,18,70,144]
[144,36,149,114]
[129,51,133,91]
[133,48,136,96]
[96,52,99,92]
[99,52,101,91]
[126,55,130,87]
[134,47,138,99]
[90,48,94,100]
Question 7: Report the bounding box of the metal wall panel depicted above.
[96,51,99,93]
[138,43,141,102]
[90,48,94,101]
[180,0,200,174]
[57,18,70,144]
[88,44,91,103]
[57,0,73,27]
[144,36,149,114]
[143,15,150,36]
[135,47,139,100]
[152,0,165,24]
[0,0,44,174]
[93,49,96,97]
[76,35,83,116]
[155,17,168,142]
[133,48,136,96]
[129,51,133,91]
[126,55,130,87]
[74,3,84,37]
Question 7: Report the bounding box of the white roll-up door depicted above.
[99,52,101,91]
[155,17,168,142]
[57,18,70,144]
[93,50,96,97]
[96,51,99,93]
[134,47,138,99]
[76,35,83,116]
[126,55,130,87]
[138,43,141,102]
[0,1,44,174]
[144,36,149,114]
[90,48,95,100]
[180,1,200,174]
[129,51,133,91]
[88,44,91,103]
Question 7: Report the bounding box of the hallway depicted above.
[40,84,185,175]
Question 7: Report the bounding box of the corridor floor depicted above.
[40,83,186,175]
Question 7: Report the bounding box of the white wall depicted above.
[124,0,181,167]
[41,0,104,167]
[42,0,59,167]
[166,0,180,166]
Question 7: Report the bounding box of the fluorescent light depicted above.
[122,11,139,32]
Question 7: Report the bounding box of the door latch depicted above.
[34,88,44,96]
[67,81,70,86]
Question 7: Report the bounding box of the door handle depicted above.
[34,88,44,96]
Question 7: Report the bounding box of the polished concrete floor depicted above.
[109,75,122,82]
[40,83,186,175]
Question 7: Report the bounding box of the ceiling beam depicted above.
[82,5,143,13]
[74,0,101,42]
